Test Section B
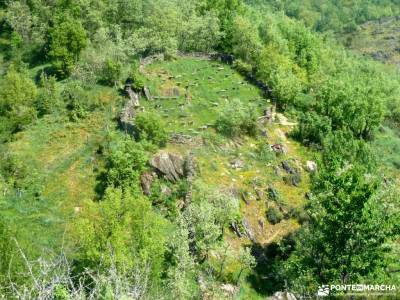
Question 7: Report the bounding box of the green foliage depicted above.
[62,81,90,121]
[134,112,168,147]
[266,207,283,225]
[295,112,332,146]
[0,66,37,136]
[75,187,168,280]
[254,141,275,163]
[284,151,397,294]
[215,98,257,137]
[101,58,122,86]
[35,73,59,117]
[103,135,148,193]
[185,185,239,259]
[48,17,87,76]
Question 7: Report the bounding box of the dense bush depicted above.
[134,112,168,147]
[101,58,122,86]
[215,99,257,137]
[266,207,284,225]
[103,135,148,193]
[0,66,37,135]
[48,17,88,76]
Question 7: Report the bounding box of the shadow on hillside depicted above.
[247,233,297,296]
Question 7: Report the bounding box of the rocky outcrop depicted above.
[140,172,155,196]
[119,98,137,133]
[143,86,152,101]
[150,151,185,182]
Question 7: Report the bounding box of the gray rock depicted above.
[231,158,245,170]
[150,151,185,182]
[305,160,317,173]
[271,144,287,154]
[231,221,243,237]
[143,86,152,101]
[267,291,297,300]
[242,191,250,205]
[140,172,154,196]
[242,219,255,242]
[281,161,295,174]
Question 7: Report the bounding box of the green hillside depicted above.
[0,0,399,299]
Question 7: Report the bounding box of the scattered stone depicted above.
[221,284,238,296]
[268,291,297,300]
[255,188,264,200]
[231,221,243,237]
[242,191,250,205]
[261,129,269,137]
[199,125,208,130]
[242,219,255,242]
[143,86,152,101]
[230,158,245,170]
[140,172,155,196]
[160,185,172,197]
[283,174,302,187]
[271,144,287,154]
[305,160,318,173]
[120,98,137,133]
[184,153,196,179]
[267,186,279,202]
[273,166,281,176]
[281,161,295,174]
[150,151,185,182]
[258,219,265,230]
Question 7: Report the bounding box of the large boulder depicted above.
[150,151,184,182]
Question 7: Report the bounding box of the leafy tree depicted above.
[230,15,262,63]
[75,188,168,282]
[48,17,87,76]
[284,156,397,295]
[0,66,37,134]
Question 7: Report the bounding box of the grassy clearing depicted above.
[340,17,400,67]
[142,58,313,293]
[0,88,118,256]
[142,58,264,133]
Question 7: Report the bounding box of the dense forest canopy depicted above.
[0,0,399,299]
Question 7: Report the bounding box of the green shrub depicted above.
[294,112,332,145]
[0,66,37,133]
[62,82,90,121]
[104,135,148,193]
[254,141,275,163]
[215,99,257,137]
[134,112,168,147]
[48,17,87,76]
[35,73,59,117]
[101,58,122,86]
[266,207,284,225]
